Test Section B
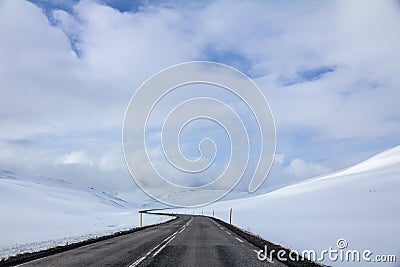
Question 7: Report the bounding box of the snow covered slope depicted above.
[2,145,399,265]
[176,146,400,266]
[0,171,168,259]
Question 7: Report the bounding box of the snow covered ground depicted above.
[1,146,399,265]
[0,171,170,260]
[172,146,400,266]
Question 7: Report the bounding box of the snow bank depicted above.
[0,171,170,259]
[174,146,400,266]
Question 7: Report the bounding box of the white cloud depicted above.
[0,0,399,198]
[56,151,93,166]
[274,154,285,164]
[285,158,331,179]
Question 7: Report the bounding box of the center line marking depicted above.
[129,256,146,267]
[129,228,179,266]
[153,236,176,257]
[225,231,231,235]
[235,237,244,243]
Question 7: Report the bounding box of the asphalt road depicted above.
[17,215,287,267]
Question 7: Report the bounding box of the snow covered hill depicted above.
[0,171,168,260]
[175,146,400,266]
[1,145,399,265]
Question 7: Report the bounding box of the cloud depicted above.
[274,154,285,164]
[56,151,92,166]
[285,159,331,179]
[0,0,399,199]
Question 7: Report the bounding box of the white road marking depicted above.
[129,228,180,266]
[20,219,188,267]
[152,236,176,257]
[225,231,231,235]
[178,218,192,234]
[129,255,147,267]
[235,237,244,243]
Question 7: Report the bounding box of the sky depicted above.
[0,0,399,202]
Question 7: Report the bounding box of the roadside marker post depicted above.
[229,208,232,224]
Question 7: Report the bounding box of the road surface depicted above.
[18,215,287,267]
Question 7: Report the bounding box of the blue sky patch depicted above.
[201,47,254,78]
[28,0,79,19]
[281,66,336,86]
[298,66,336,81]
